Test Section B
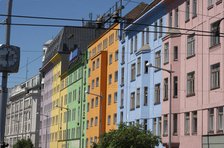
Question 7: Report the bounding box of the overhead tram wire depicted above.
[0,14,224,36]
[0,22,223,38]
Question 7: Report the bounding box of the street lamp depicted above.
[146,62,174,148]
[12,120,19,142]
[85,90,103,137]
[37,112,49,148]
[55,104,70,148]
[215,18,224,37]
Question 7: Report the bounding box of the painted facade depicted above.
[161,0,224,148]
[86,24,119,147]
[59,49,88,148]
[117,1,165,148]
[40,26,103,148]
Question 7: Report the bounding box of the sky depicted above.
[0,0,150,87]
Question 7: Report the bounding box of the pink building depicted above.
[161,0,224,147]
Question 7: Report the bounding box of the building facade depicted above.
[86,23,119,148]
[5,75,41,148]
[160,0,224,148]
[39,26,103,148]
[117,1,166,148]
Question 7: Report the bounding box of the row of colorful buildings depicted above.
[4,0,224,148]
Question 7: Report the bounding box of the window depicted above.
[155,51,161,68]
[144,119,147,131]
[115,50,118,61]
[173,46,178,60]
[185,112,190,135]
[91,99,94,108]
[208,0,213,7]
[164,43,169,64]
[120,112,123,123]
[192,111,197,134]
[96,58,99,68]
[158,117,162,136]
[217,107,223,131]
[173,114,178,135]
[131,63,136,81]
[163,115,168,136]
[134,35,138,52]
[91,80,95,89]
[144,61,149,74]
[109,74,112,84]
[97,43,102,52]
[185,0,190,21]
[137,57,141,75]
[153,118,157,135]
[120,89,124,108]
[136,88,140,108]
[144,87,148,106]
[95,97,98,107]
[107,115,111,125]
[130,38,133,54]
[109,33,114,45]
[187,72,195,96]
[187,34,195,57]
[209,108,214,132]
[114,71,118,82]
[92,61,95,71]
[94,117,98,126]
[121,46,125,64]
[211,21,220,47]
[90,118,94,127]
[142,31,145,46]
[173,76,178,97]
[96,77,99,87]
[130,92,135,110]
[103,38,108,49]
[114,92,117,103]
[159,18,163,37]
[154,22,157,40]
[164,78,168,101]
[109,54,113,65]
[121,67,124,86]
[108,94,111,105]
[192,0,197,17]
[211,63,220,89]
[146,27,150,43]
[87,103,89,112]
[169,12,172,27]
[175,8,179,27]
[88,68,91,77]
[113,113,117,125]
[154,84,160,104]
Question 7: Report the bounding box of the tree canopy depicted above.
[13,138,34,148]
[93,123,161,148]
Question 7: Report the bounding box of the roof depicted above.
[123,2,151,27]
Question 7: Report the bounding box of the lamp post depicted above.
[37,112,49,148]
[55,105,70,148]
[85,91,103,137]
[146,63,174,148]
[12,120,19,142]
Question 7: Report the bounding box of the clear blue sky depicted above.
[0,0,149,87]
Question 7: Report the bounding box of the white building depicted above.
[4,74,41,148]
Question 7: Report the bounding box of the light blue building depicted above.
[117,1,167,147]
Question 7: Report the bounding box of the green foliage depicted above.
[13,138,34,148]
[93,123,161,148]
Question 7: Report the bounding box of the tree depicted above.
[93,123,161,148]
[13,138,34,148]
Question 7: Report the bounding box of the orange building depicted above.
[86,24,119,147]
